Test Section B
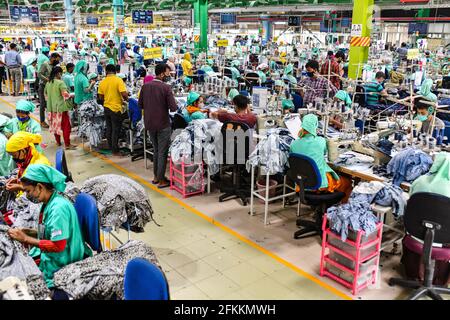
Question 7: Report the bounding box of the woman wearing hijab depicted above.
[282,64,297,86]
[410,152,450,197]
[329,90,353,129]
[45,67,77,150]
[5,131,50,193]
[5,100,41,136]
[181,52,193,77]
[256,63,269,84]
[290,114,352,199]
[419,78,437,102]
[182,91,207,123]
[7,164,92,289]
[74,60,96,106]
[229,60,241,81]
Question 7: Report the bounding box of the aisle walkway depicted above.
[0,96,348,300]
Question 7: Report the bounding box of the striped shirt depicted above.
[364,81,383,106]
[299,76,338,105]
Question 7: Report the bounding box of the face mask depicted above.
[416,114,428,122]
[306,72,314,77]
[26,190,41,204]
[13,157,25,163]
[17,116,29,122]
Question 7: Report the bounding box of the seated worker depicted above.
[229,60,242,81]
[0,115,15,177]
[298,60,338,106]
[62,63,75,93]
[282,99,294,114]
[289,114,352,200]
[226,87,240,102]
[256,63,269,84]
[5,100,42,137]
[404,152,450,286]
[25,59,38,100]
[181,52,194,77]
[211,94,257,129]
[415,101,445,135]
[200,59,214,74]
[182,91,207,123]
[364,71,388,107]
[273,80,285,95]
[282,64,297,87]
[5,132,51,186]
[7,164,92,289]
[329,90,353,129]
[418,78,437,102]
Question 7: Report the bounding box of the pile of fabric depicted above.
[246,128,295,174]
[327,180,408,240]
[333,151,375,167]
[387,148,433,186]
[0,225,50,300]
[80,174,155,231]
[77,100,106,147]
[327,202,379,241]
[205,96,229,109]
[53,240,160,300]
[350,181,407,218]
[11,195,41,229]
[169,119,222,175]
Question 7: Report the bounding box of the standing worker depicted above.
[38,53,61,129]
[4,43,23,96]
[97,64,129,157]
[138,63,177,188]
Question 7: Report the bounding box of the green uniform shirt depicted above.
[74,74,92,104]
[0,133,15,176]
[44,80,72,113]
[290,134,339,189]
[182,109,207,123]
[30,192,92,288]
[230,67,241,80]
[26,65,36,80]
[364,81,383,106]
[5,118,41,135]
[106,47,118,65]
[257,70,267,83]
[36,54,49,73]
[62,73,75,93]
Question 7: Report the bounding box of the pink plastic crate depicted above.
[169,159,205,198]
[320,213,383,296]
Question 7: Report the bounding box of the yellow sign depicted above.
[193,35,200,43]
[144,47,163,60]
[407,49,420,60]
[217,39,228,47]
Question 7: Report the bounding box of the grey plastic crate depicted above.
[328,236,378,259]
[325,262,373,287]
[329,251,379,272]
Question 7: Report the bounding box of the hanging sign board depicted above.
[9,5,40,23]
[132,10,153,24]
[351,24,362,37]
[143,47,163,60]
[217,39,228,47]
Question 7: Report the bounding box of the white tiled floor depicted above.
[2,95,446,300]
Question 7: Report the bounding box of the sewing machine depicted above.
[327,138,356,162]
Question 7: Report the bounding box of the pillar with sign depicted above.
[63,0,75,35]
[348,0,374,79]
[261,15,272,44]
[194,0,208,53]
[112,0,124,44]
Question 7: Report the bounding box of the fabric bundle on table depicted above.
[53,240,160,300]
[0,225,50,300]
[386,148,433,186]
[246,128,295,175]
[333,151,375,167]
[169,119,222,175]
[80,174,155,231]
[77,99,106,147]
[350,181,408,218]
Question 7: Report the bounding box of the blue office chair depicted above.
[197,69,206,83]
[74,193,102,253]
[124,258,170,300]
[239,90,249,97]
[128,98,142,127]
[55,148,73,182]
[443,120,450,143]
[288,153,345,239]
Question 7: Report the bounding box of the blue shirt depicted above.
[4,50,22,67]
